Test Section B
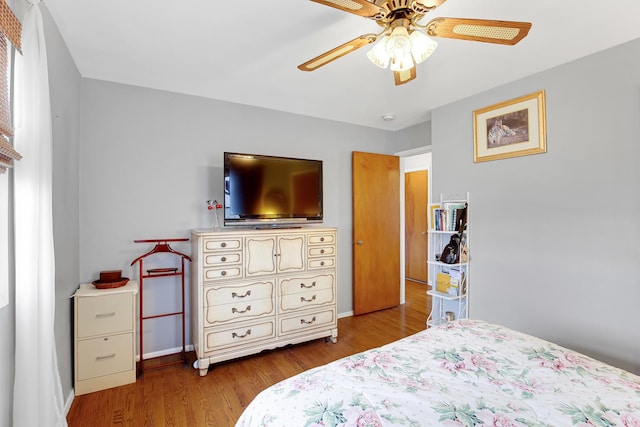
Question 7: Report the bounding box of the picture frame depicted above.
[473,90,546,162]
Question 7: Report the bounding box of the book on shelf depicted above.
[441,266,465,296]
[436,272,450,293]
[432,202,466,231]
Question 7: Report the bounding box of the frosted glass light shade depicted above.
[367,36,390,68]
[389,52,414,72]
[409,30,437,64]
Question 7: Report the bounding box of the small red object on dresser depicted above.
[92,270,129,289]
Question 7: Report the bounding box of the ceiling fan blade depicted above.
[310,0,388,19]
[426,17,531,45]
[394,66,417,85]
[298,34,377,72]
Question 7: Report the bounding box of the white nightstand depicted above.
[73,281,138,395]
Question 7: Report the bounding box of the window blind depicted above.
[0,0,21,174]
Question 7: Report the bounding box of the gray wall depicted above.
[432,38,640,374]
[394,120,431,150]
[46,2,82,404]
[77,79,398,355]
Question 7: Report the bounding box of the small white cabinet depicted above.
[191,227,338,376]
[73,281,138,395]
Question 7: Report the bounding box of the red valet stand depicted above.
[130,238,191,376]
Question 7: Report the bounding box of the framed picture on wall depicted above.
[473,90,546,162]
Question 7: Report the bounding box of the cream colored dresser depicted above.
[191,227,337,376]
[73,281,138,395]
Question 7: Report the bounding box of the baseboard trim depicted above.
[135,344,195,362]
[338,310,353,318]
[64,389,74,417]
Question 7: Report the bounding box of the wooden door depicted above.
[352,151,400,315]
[404,170,428,283]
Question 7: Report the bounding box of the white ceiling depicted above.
[44,0,640,131]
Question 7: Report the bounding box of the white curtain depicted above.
[13,0,67,426]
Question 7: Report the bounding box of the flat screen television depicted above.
[223,152,323,227]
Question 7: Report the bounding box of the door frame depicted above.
[397,147,432,305]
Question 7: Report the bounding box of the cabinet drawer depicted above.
[204,320,275,352]
[280,288,335,312]
[76,333,133,380]
[308,246,335,257]
[279,308,336,336]
[77,294,133,338]
[308,233,335,245]
[204,265,242,281]
[205,297,274,325]
[204,238,242,252]
[308,257,335,270]
[204,280,274,306]
[280,273,334,296]
[203,252,242,267]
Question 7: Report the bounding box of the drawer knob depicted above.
[221,270,227,276]
[221,256,227,262]
[320,261,325,266]
[320,249,325,254]
[232,290,251,299]
[300,316,317,325]
[300,295,317,303]
[320,237,324,242]
[232,305,252,314]
[221,242,227,248]
[232,329,251,339]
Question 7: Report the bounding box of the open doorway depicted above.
[399,150,432,315]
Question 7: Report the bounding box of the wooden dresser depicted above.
[190,227,337,376]
[73,281,138,395]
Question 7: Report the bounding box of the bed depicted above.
[235,319,640,426]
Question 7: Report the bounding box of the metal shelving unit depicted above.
[426,193,469,328]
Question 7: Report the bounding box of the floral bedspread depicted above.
[235,319,640,427]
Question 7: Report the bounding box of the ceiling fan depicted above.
[298,0,532,85]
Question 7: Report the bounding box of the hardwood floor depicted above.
[66,281,430,427]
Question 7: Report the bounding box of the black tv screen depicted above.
[223,152,323,226]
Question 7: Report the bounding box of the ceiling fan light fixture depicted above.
[409,30,437,64]
[367,26,435,73]
[389,51,414,72]
[366,36,391,68]
[386,26,411,58]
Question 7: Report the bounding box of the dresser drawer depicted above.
[205,297,274,325]
[77,293,133,338]
[76,332,134,380]
[204,320,275,352]
[280,288,335,312]
[204,280,274,306]
[308,246,334,257]
[308,257,335,270]
[204,237,242,252]
[279,308,336,336]
[280,273,334,296]
[203,252,242,267]
[308,233,335,245]
[203,265,242,281]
